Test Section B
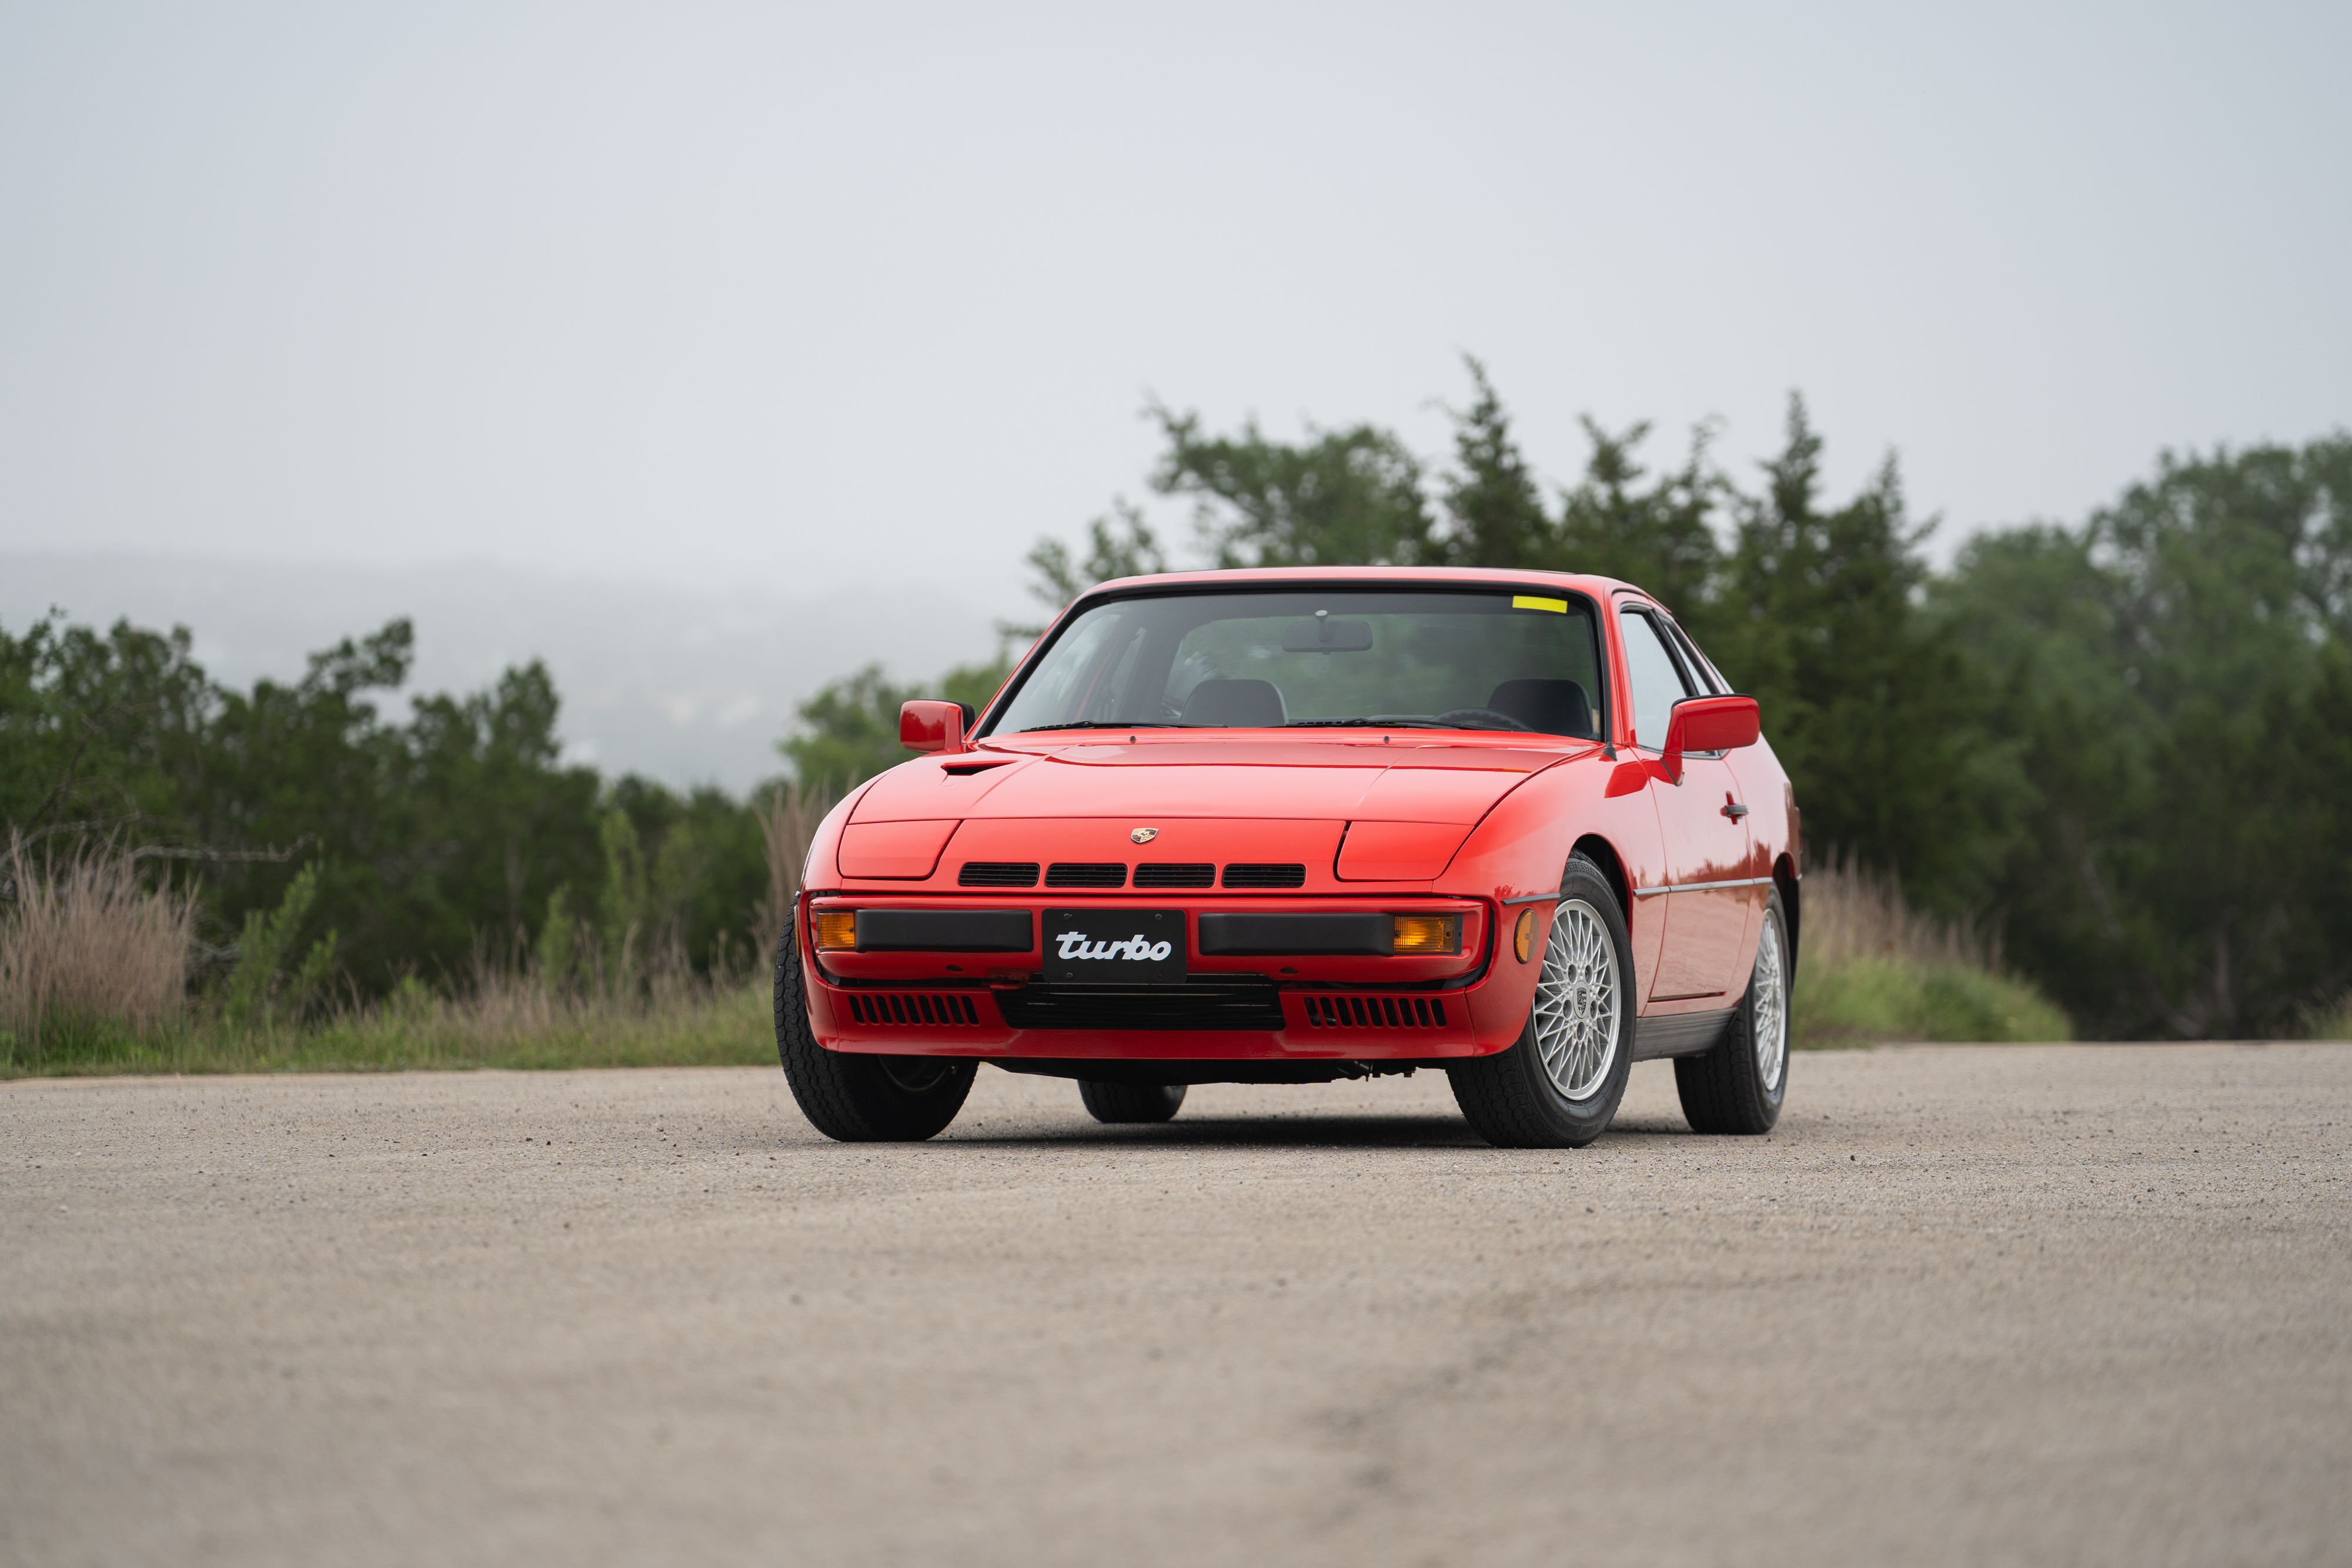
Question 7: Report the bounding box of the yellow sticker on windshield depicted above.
[1511,594,1568,613]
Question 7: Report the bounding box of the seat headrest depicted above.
[1486,678,1596,738]
[1180,678,1288,728]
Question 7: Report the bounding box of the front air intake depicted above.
[1221,862,1307,889]
[1045,862,1128,888]
[1133,862,1215,889]
[958,861,1040,888]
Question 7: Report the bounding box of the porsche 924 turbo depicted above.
[775,567,1797,1149]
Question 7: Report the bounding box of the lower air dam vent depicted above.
[1300,994,1449,1029]
[1222,862,1307,888]
[844,992,983,1027]
[997,976,1286,1031]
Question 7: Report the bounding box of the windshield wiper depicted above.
[1014,721,1192,733]
[1284,718,1452,729]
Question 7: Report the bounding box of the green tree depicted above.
[1150,406,1433,570]
[0,615,214,841]
[1552,417,1723,620]
[1432,357,1552,569]
[1935,435,2352,1035]
[1012,503,1169,637]
[779,654,1017,795]
[778,665,919,795]
[1709,396,2010,910]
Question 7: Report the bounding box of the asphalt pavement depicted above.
[5,1045,2348,1567]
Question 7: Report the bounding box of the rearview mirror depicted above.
[899,699,970,755]
[1281,617,1375,653]
[1660,694,1759,783]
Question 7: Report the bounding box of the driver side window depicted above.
[1618,607,1693,752]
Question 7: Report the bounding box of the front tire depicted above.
[1448,853,1636,1148]
[773,910,976,1141]
[1077,1081,1187,1124]
[1675,888,1790,1135]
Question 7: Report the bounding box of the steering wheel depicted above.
[1432,708,1534,731]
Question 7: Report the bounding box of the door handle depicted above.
[1721,798,1749,821]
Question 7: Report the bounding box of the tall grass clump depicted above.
[754,781,834,960]
[1793,856,2070,1047]
[2304,995,2352,1042]
[0,838,197,1070]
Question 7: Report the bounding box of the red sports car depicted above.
[776,567,1797,1148]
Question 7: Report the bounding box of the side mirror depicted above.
[1660,694,1759,783]
[898,699,970,755]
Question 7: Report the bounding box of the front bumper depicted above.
[799,891,1536,1061]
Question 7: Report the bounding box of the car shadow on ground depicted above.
[934,1111,1700,1151]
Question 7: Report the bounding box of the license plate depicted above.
[1043,909,1188,984]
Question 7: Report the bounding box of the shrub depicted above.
[1793,856,2070,1045]
[0,839,196,1067]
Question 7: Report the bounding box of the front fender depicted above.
[800,783,874,890]
[1436,754,1669,1019]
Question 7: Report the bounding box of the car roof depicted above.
[1084,564,1650,605]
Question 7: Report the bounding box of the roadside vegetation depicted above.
[5,360,2347,1070]
[1790,858,2069,1046]
[6,828,2062,1077]
[0,795,826,1078]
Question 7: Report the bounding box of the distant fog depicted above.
[3,554,1003,792]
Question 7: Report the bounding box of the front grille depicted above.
[843,991,984,1027]
[958,861,1040,888]
[1222,862,1307,889]
[1133,862,1215,889]
[1299,994,1450,1029]
[997,975,1286,1031]
[1045,862,1128,888]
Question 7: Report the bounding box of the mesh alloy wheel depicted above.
[1531,898,1622,1102]
[1750,912,1788,1093]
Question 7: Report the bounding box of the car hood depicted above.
[848,737,1588,826]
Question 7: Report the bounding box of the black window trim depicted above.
[1615,596,1735,759]
[974,579,1613,745]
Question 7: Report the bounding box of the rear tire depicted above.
[774,909,976,1142]
[1078,1080,1187,1124]
[1448,853,1635,1148]
[1675,890,1790,1135]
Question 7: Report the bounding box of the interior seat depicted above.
[1486,678,1596,738]
[1180,678,1288,728]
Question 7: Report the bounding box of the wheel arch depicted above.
[1773,852,1800,972]
[1571,833,1633,918]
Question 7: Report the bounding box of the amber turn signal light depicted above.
[1514,908,1538,963]
[811,910,858,951]
[1389,914,1461,955]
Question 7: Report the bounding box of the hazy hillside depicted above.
[2,552,1003,790]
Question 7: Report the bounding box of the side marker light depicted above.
[1514,909,1538,963]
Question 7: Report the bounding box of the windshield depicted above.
[985,588,1605,738]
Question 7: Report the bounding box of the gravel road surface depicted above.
[5,1045,2349,1567]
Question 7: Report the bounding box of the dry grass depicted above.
[1793,855,2070,1046]
[2,811,2076,1075]
[1798,855,2006,972]
[0,831,779,1078]
[753,781,834,959]
[4,964,773,1079]
[0,838,196,1064]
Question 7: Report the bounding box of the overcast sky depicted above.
[4,0,2346,626]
